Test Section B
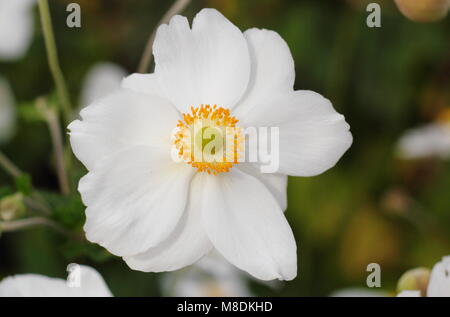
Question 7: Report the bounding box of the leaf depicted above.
[61,239,114,263]
[38,191,85,229]
[17,103,44,122]
[0,186,14,199]
[15,174,32,196]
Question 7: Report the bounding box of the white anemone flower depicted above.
[80,62,127,107]
[68,9,352,281]
[396,123,450,160]
[0,76,16,144]
[0,265,112,297]
[397,256,450,297]
[162,253,252,297]
[0,0,35,61]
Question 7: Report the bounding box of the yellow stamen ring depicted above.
[173,105,244,175]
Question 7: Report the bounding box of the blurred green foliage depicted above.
[1,0,450,296]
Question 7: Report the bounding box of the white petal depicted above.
[79,146,194,256]
[0,77,16,144]
[0,0,34,60]
[427,256,450,297]
[239,90,352,177]
[80,62,127,107]
[237,163,288,211]
[0,265,112,297]
[195,252,244,278]
[68,89,179,171]
[396,123,450,160]
[234,28,295,118]
[397,290,421,297]
[121,73,164,98]
[123,173,212,272]
[69,265,112,297]
[153,8,250,113]
[0,275,68,297]
[202,168,297,281]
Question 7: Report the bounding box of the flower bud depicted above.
[397,267,431,296]
[0,193,26,221]
[394,0,450,22]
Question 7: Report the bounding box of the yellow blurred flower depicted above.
[339,207,401,279]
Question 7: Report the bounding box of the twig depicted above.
[0,151,22,178]
[0,217,71,237]
[38,0,72,125]
[36,98,70,195]
[137,0,191,73]
[24,196,52,215]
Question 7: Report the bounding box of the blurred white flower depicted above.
[397,290,421,297]
[396,123,450,159]
[330,287,387,297]
[0,265,112,297]
[80,62,127,107]
[397,256,450,297]
[0,76,16,144]
[68,8,352,281]
[0,0,35,61]
[162,254,252,297]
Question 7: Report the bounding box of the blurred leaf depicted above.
[60,239,113,263]
[17,103,44,122]
[0,186,14,199]
[38,191,85,229]
[15,174,32,196]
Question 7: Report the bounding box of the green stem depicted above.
[38,0,72,125]
[36,98,71,195]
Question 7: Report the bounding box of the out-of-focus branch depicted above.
[0,217,71,238]
[36,98,70,195]
[0,151,22,178]
[23,196,51,215]
[38,0,72,125]
[137,0,191,73]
